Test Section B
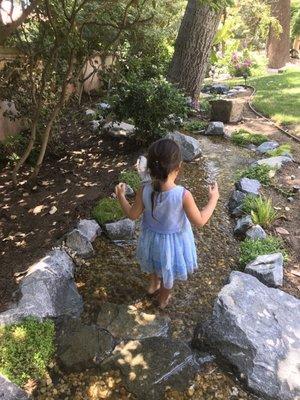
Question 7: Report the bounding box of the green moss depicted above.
[92,198,123,224]
[242,195,278,228]
[231,129,266,146]
[266,143,292,157]
[184,120,208,132]
[0,318,55,386]
[236,164,274,185]
[240,236,287,267]
[119,171,141,192]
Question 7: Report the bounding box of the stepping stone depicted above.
[210,99,245,123]
[0,375,29,400]
[0,250,83,326]
[97,303,170,340]
[246,225,266,240]
[57,318,114,371]
[103,121,135,138]
[228,190,247,215]
[204,121,225,136]
[255,156,293,169]
[197,271,300,400]
[245,253,284,287]
[105,218,135,240]
[77,219,101,242]
[235,177,261,195]
[65,229,95,257]
[256,141,279,154]
[166,131,202,162]
[234,215,253,237]
[101,337,200,400]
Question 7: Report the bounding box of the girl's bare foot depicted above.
[158,287,171,309]
[147,274,161,295]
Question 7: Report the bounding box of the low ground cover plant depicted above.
[0,318,55,386]
[242,195,278,228]
[240,236,287,266]
[266,143,292,157]
[92,198,123,224]
[184,120,208,132]
[119,171,141,192]
[236,164,274,185]
[231,129,266,146]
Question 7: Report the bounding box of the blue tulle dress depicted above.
[136,183,198,289]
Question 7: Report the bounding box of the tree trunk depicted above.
[168,0,222,100]
[267,0,291,69]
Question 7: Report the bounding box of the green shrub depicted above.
[236,164,274,185]
[240,236,287,267]
[242,195,278,227]
[184,120,208,132]
[119,171,141,192]
[231,129,266,146]
[266,143,292,157]
[0,318,55,386]
[92,198,123,224]
[113,77,187,143]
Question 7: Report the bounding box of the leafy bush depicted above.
[0,318,55,386]
[240,236,287,267]
[266,143,292,157]
[184,120,208,132]
[242,195,278,227]
[92,198,123,224]
[113,77,187,143]
[231,129,266,146]
[229,51,253,77]
[119,171,141,192]
[237,164,274,185]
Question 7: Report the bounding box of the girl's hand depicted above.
[208,182,219,200]
[115,183,126,198]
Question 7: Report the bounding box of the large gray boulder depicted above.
[57,318,114,371]
[77,219,101,242]
[234,215,253,237]
[256,141,279,154]
[245,225,267,240]
[97,303,170,340]
[166,131,202,162]
[245,253,284,287]
[235,177,261,196]
[255,156,293,169]
[101,337,200,400]
[199,271,300,400]
[0,375,29,400]
[105,218,135,240]
[65,229,95,257]
[204,121,225,136]
[228,190,247,216]
[0,250,83,326]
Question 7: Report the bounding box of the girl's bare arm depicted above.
[115,183,144,221]
[183,183,219,227]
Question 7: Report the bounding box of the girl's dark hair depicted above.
[147,138,182,218]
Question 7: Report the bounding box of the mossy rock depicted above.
[91,198,124,224]
[119,170,141,192]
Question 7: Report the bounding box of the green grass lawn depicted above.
[226,66,300,133]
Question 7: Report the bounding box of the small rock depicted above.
[85,109,96,116]
[204,121,225,136]
[234,215,253,237]
[228,190,247,215]
[125,184,135,197]
[49,206,57,215]
[65,229,94,257]
[245,253,284,287]
[292,185,300,192]
[105,218,135,241]
[97,102,111,110]
[256,141,279,154]
[235,177,261,196]
[246,225,266,240]
[275,227,290,235]
[77,219,101,242]
[90,120,101,131]
[285,206,290,211]
[166,131,202,162]
[290,175,295,180]
[287,196,294,202]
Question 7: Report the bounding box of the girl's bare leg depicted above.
[148,274,161,294]
[158,285,172,309]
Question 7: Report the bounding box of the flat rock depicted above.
[228,190,247,215]
[103,121,135,138]
[0,250,83,325]
[101,337,200,400]
[77,219,101,242]
[65,229,94,257]
[245,253,284,287]
[256,156,293,169]
[246,225,267,240]
[256,141,279,154]
[105,218,135,240]
[210,99,245,123]
[234,215,253,237]
[199,271,300,400]
[57,318,114,371]
[0,375,29,399]
[166,131,202,162]
[204,121,225,136]
[235,177,261,195]
[97,303,170,340]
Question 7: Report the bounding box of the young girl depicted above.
[115,138,219,309]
